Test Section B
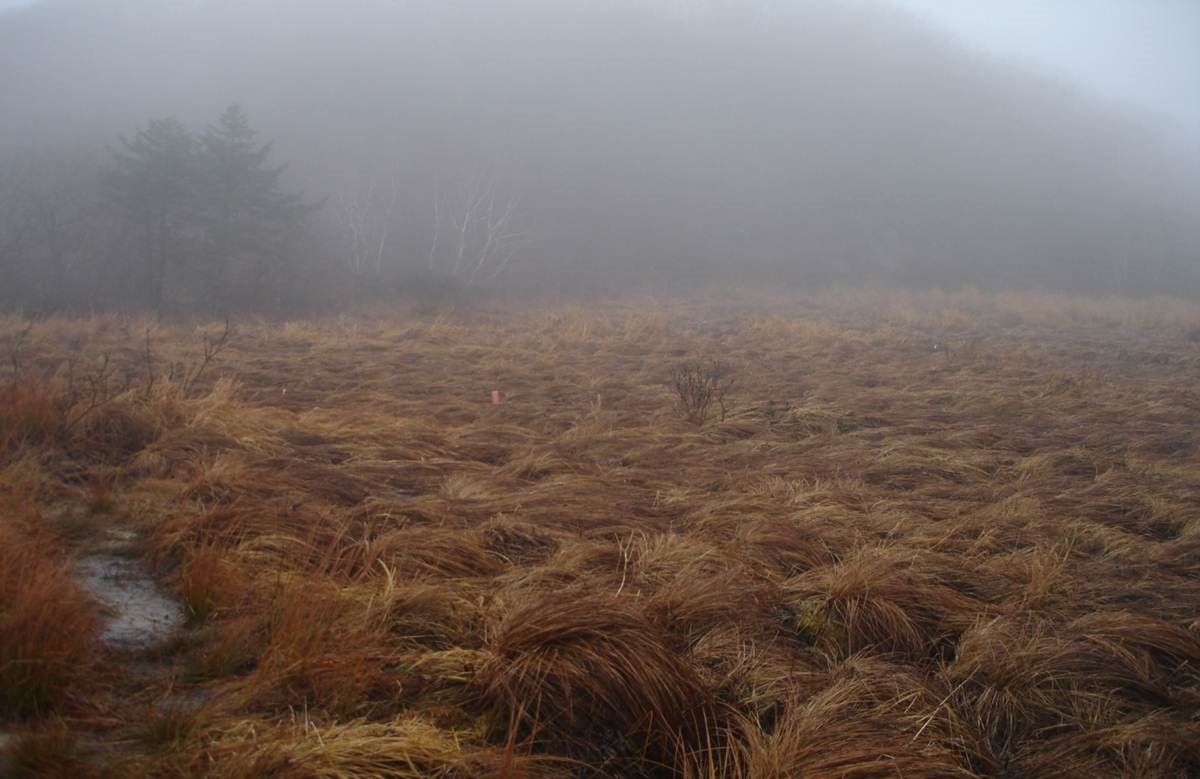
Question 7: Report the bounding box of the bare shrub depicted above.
[0,320,234,457]
[143,319,235,399]
[0,356,129,454]
[668,359,734,424]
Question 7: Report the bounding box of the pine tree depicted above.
[107,116,198,310]
[107,107,316,311]
[197,105,313,305]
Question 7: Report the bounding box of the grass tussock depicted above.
[2,290,1199,775]
[0,376,62,454]
[945,615,1198,775]
[1,722,95,779]
[0,497,100,720]
[248,582,398,716]
[176,542,249,625]
[782,547,994,658]
[476,593,725,774]
[190,716,491,779]
[743,678,972,778]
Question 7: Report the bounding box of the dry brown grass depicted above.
[0,377,62,453]
[476,593,725,775]
[2,288,1199,776]
[0,493,101,720]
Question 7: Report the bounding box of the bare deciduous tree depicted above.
[335,166,400,279]
[434,174,524,285]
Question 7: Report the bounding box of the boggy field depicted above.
[2,290,1200,778]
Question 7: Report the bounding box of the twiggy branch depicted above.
[5,324,32,381]
[62,353,114,434]
[182,318,234,397]
[143,327,157,399]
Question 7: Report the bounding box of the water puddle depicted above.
[77,529,183,650]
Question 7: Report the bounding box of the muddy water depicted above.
[77,529,182,650]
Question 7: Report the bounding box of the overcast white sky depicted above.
[893,0,1200,143]
[1,0,1196,142]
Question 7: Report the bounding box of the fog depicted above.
[897,0,1200,145]
[1,0,1198,311]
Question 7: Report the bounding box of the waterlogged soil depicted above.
[77,529,183,650]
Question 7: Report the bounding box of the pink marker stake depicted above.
[491,390,502,405]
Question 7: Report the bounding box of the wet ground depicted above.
[76,529,182,650]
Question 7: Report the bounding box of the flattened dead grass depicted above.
[3,289,1198,775]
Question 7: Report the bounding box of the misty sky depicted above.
[895,0,1200,143]
[2,0,1198,304]
[2,0,1195,142]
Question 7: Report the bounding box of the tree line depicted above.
[3,0,1199,311]
[0,105,537,314]
[1,106,322,313]
[107,106,315,311]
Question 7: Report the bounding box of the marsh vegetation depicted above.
[2,290,1198,776]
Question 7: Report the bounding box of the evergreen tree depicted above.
[197,105,313,305]
[107,116,198,310]
[106,107,315,311]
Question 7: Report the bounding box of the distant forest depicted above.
[1,0,1198,313]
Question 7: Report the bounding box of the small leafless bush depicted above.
[1,319,234,455]
[143,318,235,399]
[4,323,32,376]
[668,359,734,424]
[1,351,130,453]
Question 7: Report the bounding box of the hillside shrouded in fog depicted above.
[1,0,1198,311]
